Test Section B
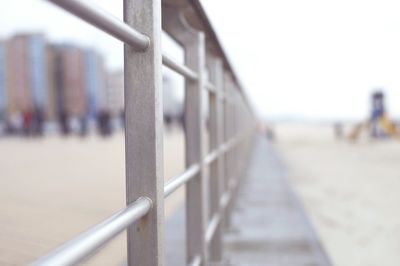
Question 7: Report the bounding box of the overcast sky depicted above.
[2,0,400,121]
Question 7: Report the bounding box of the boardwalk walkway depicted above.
[165,136,331,265]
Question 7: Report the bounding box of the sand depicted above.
[275,123,400,266]
[0,129,185,265]
[4,122,400,266]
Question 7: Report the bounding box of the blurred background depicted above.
[0,0,400,265]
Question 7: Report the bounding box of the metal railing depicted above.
[33,0,256,265]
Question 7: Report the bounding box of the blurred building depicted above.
[84,49,107,120]
[0,32,122,135]
[106,70,124,116]
[5,34,48,117]
[0,41,5,121]
[45,44,57,121]
[52,45,86,120]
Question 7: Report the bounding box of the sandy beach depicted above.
[2,123,400,266]
[276,123,400,266]
[0,129,185,265]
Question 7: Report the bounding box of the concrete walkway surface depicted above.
[165,136,331,266]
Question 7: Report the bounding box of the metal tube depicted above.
[164,135,242,200]
[189,255,202,266]
[205,214,220,244]
[204,149,218,165]
[206,82,217,94]
[164,164,200,198]
[32,197,152,266]
[219,191,231,210]
[221,136,238,154]
[164,135,242,199]
[162,54,198,80]
[47,0,150,51]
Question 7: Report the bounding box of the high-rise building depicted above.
[5,35,31,116]
[45,44,57,121]
[5,34,48,117]
[29,35,48,112]
[1,33,117,133]
[84,49,107,119]
[106,70,124,116]
[0,41,5,121]
[52,44,86,120]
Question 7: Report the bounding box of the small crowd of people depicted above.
[0,110,185,138]
[3,108,45,136]
[1,109,123,138]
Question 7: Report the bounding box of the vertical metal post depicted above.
[185,31,208,264]
[124,0,164,265]
[222,71,231,230]
[228,78,236,222]
[230,87,240,208]
[207,56,224,262]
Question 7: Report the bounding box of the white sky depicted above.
[1,0,400,121]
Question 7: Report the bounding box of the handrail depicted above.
[32,132,251,266]
[189,255,201,266]
[30,0,258,265]
[32,197,152,266]
[47,0,199,81]
[206,82,217,94]
[164,164,200,197]
[205,214,220,244]
[204,149,218,165]
[47,0,150,51]
[162,54,198,80]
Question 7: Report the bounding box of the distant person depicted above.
[6,112,22,135]
[22,110,33,136]
[334,122,343,139]
[33,107,44,136]
[164,113,173,131]
[59,111,70,135]
[97,110,112,137]
[120,110,125,129]
[265,125,275,141]
[79,117,88,137]
[370,91,385,138]
[179,112,185,130]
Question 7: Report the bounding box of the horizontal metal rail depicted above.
[204,149,218,165]
[32,197,152,266]
[189,255,202,266]
[162,54,198,80]
[47,0,150,51]
[48,0,199,81]
[221,136,238,154]
[205,214,220,244]
[220,187,232,209]
[33,1,257,265]
[34,131,246,265]
[164,164,200,197]
[206,82,217,94]
[165,135,245,200]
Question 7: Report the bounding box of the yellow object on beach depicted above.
[379,115,398,136]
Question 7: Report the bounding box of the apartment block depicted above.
[52,44,86,120]
[106,70,124,116]
[84,49,107,119]
[0,41,5,120]
[5,34,48,117]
